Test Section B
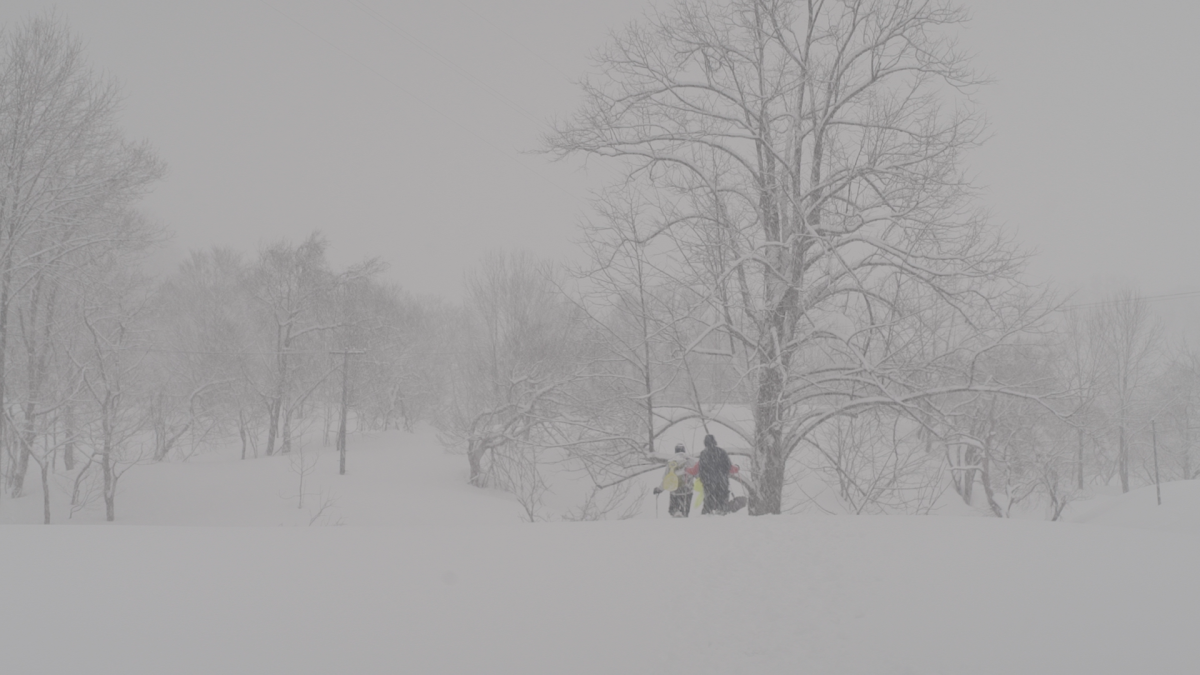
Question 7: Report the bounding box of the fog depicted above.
[1,1,1193,307]
[1,3,1198,672]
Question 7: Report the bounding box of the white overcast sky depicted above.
[2,1,1198,327]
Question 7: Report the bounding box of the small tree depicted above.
[1155,346,1200,481]
[442,252,585,490]
[245,233,380,456]
[1091,289,1162,492]
[1055,306,1105,490]
[73,266,153,522]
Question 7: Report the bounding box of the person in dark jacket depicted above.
[688,434,740,514]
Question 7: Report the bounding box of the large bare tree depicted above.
[550,0,1042,514]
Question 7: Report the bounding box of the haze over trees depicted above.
[1,5,1195,524]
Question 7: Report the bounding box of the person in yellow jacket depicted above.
[653,443,695,517]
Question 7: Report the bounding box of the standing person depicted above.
[688,434,742,514]
[654,443,694,517]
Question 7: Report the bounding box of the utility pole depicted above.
[331,350,365,475]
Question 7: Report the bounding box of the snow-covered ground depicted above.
[2,428,1198,674]
[1068,480,1200,535]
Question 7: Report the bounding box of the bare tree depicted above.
[562,189,709,486]
[73,266,154,522]
[147,248,251,461]
[1091,289,1162,493]
[938,340,1077,519]
[1155,345,1200,481]
[802,409,943,515]
[245,233,379,456]
[287,440,320,509]
[549,0,1044,514]
[441,252,585,490]
[247,234,334,456]
[1055,306,1105,490]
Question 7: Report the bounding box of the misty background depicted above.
[2,1,1195,310]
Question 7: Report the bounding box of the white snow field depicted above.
[2,428,1199,674]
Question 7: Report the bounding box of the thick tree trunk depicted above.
[750,364,786,515]
[953,447,977,505]
[949,447,974,504]
[266,339,289,456]
[11,391,43,495]
[11,433,30,497]
[265,398,280,456]
[979,445,1004,518]
[750,439,785,515]
[281,406,293,454]
[745,102,812,516]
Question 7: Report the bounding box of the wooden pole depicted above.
[1152,419,1162,506]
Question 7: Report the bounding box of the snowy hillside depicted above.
[1069,479,1200,534]
[2,429,1199,674]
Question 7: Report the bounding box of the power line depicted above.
[142,348,360,356]
[142,348,471,358]
[255,0,587,206]
[1058,289,1200,312]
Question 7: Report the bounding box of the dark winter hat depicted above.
[703,434,717,449]
[674,443,686,453]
